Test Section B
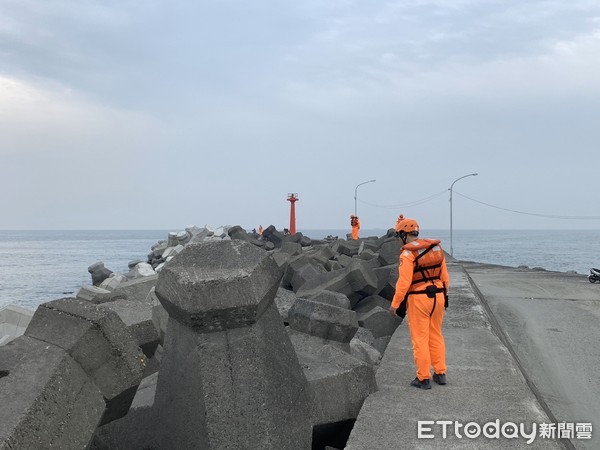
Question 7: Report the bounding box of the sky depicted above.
[1,0,600,231]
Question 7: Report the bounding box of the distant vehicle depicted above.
[588,268,600,283]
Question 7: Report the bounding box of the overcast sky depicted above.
[1,0,600,231]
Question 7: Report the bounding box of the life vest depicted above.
[351,217,359,227]
[396,238,448,318]
[404,238,447,305]
[403,239,445,288]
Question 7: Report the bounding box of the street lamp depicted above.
[354,179,376,216]
[449,173,478,257]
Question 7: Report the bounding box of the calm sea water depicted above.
[0,230,169,311]
[1,229,599,311]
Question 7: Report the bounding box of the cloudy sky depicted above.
[1,0,600,231]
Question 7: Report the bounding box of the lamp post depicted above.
[354,179,376,216]
[449,173,478,257]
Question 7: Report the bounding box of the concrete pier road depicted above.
[462,262,600,450]
[346,261,564,449]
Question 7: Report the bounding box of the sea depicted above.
[1,228,599,312]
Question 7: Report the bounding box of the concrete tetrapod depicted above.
[1,297,146,449]
[153,240,312,450]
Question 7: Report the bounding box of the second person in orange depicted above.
[350,214,360,240]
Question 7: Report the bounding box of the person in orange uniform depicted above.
[395,214,405,231]
[390,216,450,390]
[350,214,360,240]
[258,225,263,236]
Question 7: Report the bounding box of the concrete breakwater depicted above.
[0,224,406,449]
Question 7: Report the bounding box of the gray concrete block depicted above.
[350,337,382,366]
[283,255,326,291]
[152,240,311,449]
[324,260,343,271]
[274,287,298,322]
[305,245,336,267]
[126,262,156,279]
[102,296,160,359]
[128,259,145,269]
[377,239,401,266]
[334,253,353,267]
[357,249,378,261]
[228,225,264,247]
[296,267,360,305]
[354,326,376,346]
[155,241,283,332]
[0,336,105,449]
[358,240,379,255]
[167,230,190,247]
[160,245,184,261]
[262,224,285,248]
[372,335,391,355]
[0,306,26,329]
[337,240,361,257]
[346,260,379,307]
[289,331,377,426]
[280,241,302,257]
[293,259,380,311]
[151,240,168,257]
[0,304,33,346]
[110,274,158,304]
[377,264,398,301]
[187,227,210,244]
[227,224,248,240]
[307,290,351,309]
[359,256,382,270]
[271,249,292,270]
[290,263,325,292]
[76,285,116,304]
[288,298,358,343]
[372,265,393,297]
[150,287,169,344]
[185,225,201,235]
[154,304,312,449]
[286,232,303,244]
[24,298,147,425]
[357,306,402,339]
[90,373,159,450]
[353,294,391,314]
[88,261,114,286]
[207,225,228,239]
[299,235,312,247]
[99,273,127,291]
[329,240,341,253]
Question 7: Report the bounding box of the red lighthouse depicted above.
[287,193,298,235]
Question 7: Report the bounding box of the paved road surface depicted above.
[462,262,600,450]
[346,261,564,449]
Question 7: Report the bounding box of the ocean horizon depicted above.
[1,228,599,311]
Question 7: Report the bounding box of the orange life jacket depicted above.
[395,238,449,318]
[402,238,446,294]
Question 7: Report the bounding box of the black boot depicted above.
[410,377,432,390]
[433,373,447,385]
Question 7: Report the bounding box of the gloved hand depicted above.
[444,293,449,309]
[389,306,404,324]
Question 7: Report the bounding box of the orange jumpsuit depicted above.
[391,238,450,381]
[351,218,360,240]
